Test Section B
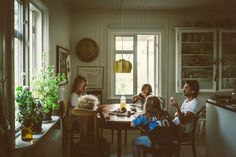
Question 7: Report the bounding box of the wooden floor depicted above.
[64,127,207,157]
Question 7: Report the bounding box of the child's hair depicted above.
[144,95,162,121]
[141,84,152,93]
[71,75,87,93]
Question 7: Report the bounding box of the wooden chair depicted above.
[198,106,206,139]
[141,125,181,157]
[59,101,70,151]
[87,90,120,143]
[87,90,102,104]
[158,96,165,109]
[180,106,205,157]
[70,108,110,157]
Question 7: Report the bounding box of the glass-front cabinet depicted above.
[219,30,236,91]
[176,28,236,93]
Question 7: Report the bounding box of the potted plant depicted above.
[15,86,43,140]
[31,66,65,121]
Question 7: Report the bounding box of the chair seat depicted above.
[70,108,110,157]
[141,126,181,157]
[72,138,110,157]
[142,142,180,157]
[143,142,180,151]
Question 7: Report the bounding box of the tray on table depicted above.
[108,110,135,116]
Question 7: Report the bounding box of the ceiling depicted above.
[68,0,236,12]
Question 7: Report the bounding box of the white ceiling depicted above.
[68,0,236,11]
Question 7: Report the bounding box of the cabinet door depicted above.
[176,29,217,92]
[219,30,236,91]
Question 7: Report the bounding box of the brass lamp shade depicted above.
[113,59,132,73]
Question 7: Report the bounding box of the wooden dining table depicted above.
[102,103,144,157]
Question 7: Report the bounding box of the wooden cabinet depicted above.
[175,28,236,92]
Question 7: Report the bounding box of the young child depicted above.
[131,84,152,105]
[130,95,173,157]
[70,75,88,107]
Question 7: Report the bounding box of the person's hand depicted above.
[131,95,140,103]
[169,97,178,108]
[139,92,146,99]
[97,105,105,113]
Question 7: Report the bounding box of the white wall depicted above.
[70,10,236,112]
[42,0,71,101]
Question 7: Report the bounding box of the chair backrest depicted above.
[148,125,180,146]
[87,90,102,104]
[158,97,165,109]
[59,101,68,118]
[71,108,98,144]
[187,106,205,140]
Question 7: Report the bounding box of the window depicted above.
[108,31,161,99]
[14,0,48,129]
[14,0,24,87]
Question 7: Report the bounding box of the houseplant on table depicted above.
[15,86,43,140]
[31,65,65,121]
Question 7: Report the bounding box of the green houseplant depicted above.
[31,65,65,121]
[15,86,43,139]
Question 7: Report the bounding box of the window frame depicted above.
[108,28,164,100]
[14,0,49,130]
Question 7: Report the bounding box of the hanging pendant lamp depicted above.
[113,59,132,73]
[113,35,132,73]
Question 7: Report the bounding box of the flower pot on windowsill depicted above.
[31,66,65,123]
[32,118,43,134]
[21,120,33,141]
[42,109,53,123]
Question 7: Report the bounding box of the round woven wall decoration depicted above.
[76,38,98,62]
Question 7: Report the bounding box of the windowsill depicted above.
[15,116,60,149]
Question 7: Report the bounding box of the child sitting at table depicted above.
[130,95,173,157]
[70,75,88,107]
[131,84,152,105]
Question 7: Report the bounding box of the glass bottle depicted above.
[120,95,126,109]
[21,126,33,141]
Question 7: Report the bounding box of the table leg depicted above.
[117,129,121,157]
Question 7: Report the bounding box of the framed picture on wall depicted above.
[77,66,104,89]
[56,46,70,85]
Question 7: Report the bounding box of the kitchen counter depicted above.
[206,99,236,157]
[207,98,236,112]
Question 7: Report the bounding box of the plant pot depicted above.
[32,120,43,134]
[21,125,33,141]
[42,109,52,122]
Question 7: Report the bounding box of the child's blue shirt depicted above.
[132,113,172,131]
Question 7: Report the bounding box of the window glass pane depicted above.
[112,33,160,98]
[14,0,24,87]
[115,36,134,51]
[29,3,42,82]
[14,0,24,129]
[137,35,155,94]
[115,54,133,95]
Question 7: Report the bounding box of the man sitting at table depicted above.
[169,80,202,136]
